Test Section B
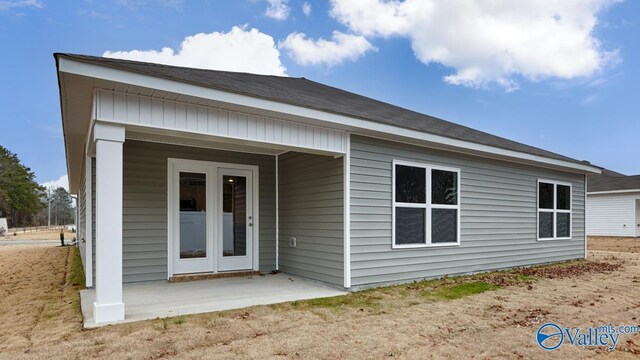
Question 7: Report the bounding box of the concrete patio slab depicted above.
[80,273,346,328]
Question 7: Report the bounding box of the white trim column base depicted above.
[93,302,125,324]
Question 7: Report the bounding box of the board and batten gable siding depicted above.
[278,152,344,286]
[587,193,638,237]
[95,90,348,155]
[349,135,586,287]
[91,140,276,284]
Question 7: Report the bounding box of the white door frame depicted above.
[167,158,260,278]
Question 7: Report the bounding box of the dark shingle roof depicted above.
[56,53,594,167]
[588,170,640,192]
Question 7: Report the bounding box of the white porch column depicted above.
[93,122,125,324]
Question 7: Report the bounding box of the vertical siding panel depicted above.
[151,99,164,127]
[219,110,229,136]
[247,115,257,140]
[228,111,238,137]
[175,103,187,130]
[186,105,198,131]
[237,113,248,139]
[305,125,314,148]
[163,102,176,128]
[97,93,346,154]
[113,93,126,122]
[99,91,115,120]
[257,117,266,142]
[273,120,283,144]
[265,118,274,143]
[197,107,208,132]
[207,109,218,132]
[139,97,152,126]
[282,121,291,145]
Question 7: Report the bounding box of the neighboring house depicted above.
[587,170,640,237]
[55,53,600,324]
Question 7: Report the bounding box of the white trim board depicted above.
[587,189,640,195]
[343,133,351,288]
[85,155,93,288]
[58,57,600,175]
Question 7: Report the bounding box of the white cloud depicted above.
[0,0,43,10]
[265,0,290,20]
[330,0,621,90]
[104,26,287,76]
[41,175,69,192]
[279,31,375,66]
[302,2,311,16]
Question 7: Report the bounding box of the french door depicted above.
[169,159,256,276]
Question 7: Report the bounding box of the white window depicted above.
[537,179,572,240]
[392,160,461,248]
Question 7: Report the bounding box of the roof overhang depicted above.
[56,56,601,192]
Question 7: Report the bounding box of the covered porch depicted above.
[57,54,352,326]
[80,273,346,328]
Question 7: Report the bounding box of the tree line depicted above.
[0,145,75,227]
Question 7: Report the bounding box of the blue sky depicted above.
[0,0,638,189]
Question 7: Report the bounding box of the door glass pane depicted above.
[539,211,554,238]
[432,208,457,243]
[179,172,207,259]
[432,169,458,205]
[556,185,571,210]
[556,213,570,238]
[223,175,247,257]
[395,207,426,245]
[395,165,426,203]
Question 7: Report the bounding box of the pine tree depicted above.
[0,145,45,226]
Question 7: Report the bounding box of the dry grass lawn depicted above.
[1,228,75,241]
[0,242,639,359]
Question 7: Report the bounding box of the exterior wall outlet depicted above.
[289,237,297,247]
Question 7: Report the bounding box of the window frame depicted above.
[537,179,572,241]
[392,159,461,249]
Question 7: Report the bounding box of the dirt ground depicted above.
[1,228,76,241]
[588,236,640,253]
[0,243,638,359]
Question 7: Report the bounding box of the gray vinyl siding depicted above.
[278,152,344,286]
[93,141,276,284]
[350,135,586,288]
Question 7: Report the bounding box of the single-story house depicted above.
[55,53,601,325]
[587,169,640,237]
